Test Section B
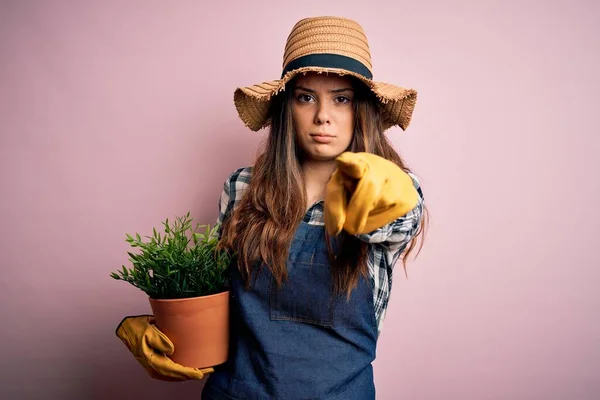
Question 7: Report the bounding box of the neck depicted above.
[302,159,336,205]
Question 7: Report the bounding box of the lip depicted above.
[310,133,333,144]
[310,133,335,144]
[311,132,334,137]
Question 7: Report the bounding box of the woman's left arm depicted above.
[354,173,424,245]
[324,151,425,245]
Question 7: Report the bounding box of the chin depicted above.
[307,150,343,162]
[299,141,347,162]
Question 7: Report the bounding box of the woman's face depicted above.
[291,73,355,162]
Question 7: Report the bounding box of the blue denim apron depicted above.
[202,221,378,400]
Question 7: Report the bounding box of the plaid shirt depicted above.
[216,166,424,335]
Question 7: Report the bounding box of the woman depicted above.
[118,16,427,399]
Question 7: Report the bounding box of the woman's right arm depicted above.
[216,166,252,239]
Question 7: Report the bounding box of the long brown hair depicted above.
[219,75,427,297]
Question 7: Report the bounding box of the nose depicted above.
[314,101,330,125]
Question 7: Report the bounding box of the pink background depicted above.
[1,0,599,399]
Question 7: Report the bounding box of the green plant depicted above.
[110,211,232,299]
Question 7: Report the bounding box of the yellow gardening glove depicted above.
[115,315,214,382]
[324,152,420,236]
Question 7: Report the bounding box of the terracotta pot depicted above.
[149,290,229,369]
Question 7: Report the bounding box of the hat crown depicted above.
[282,16,373,73]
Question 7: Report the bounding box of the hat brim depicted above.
[233,67,417,132]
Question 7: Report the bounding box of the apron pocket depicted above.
[269,255,335,328]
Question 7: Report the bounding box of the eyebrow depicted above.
[294,86,354,93]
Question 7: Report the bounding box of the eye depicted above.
[335,96,352,104]
[297,94,314,103]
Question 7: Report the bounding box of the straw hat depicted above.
[233,16,417,132]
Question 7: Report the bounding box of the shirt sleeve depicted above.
[355,172,425,248]
[215,166,252,239]
[215,174,231,239]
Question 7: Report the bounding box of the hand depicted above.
[324,152,420,236]
[116,315,214,381]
